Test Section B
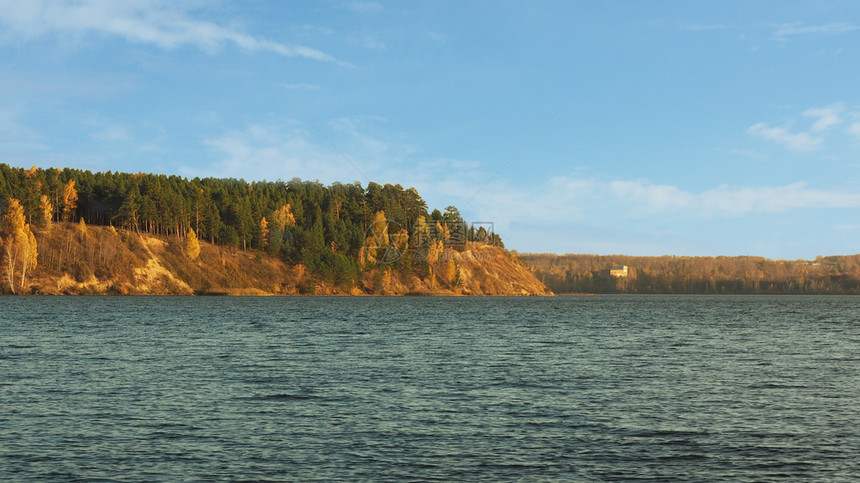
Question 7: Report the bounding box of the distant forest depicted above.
[522,253,860,295]
[0,163,500,285]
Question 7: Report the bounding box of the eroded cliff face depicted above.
[18,224,551,296]
[359,244,552,296]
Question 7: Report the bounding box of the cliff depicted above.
[15,223,551,296]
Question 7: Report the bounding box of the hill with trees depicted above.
[0,163,550,296]
[521,253,860,295]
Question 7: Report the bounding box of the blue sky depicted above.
[2,1,860,259]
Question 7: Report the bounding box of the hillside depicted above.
[521,253,860,295]
[0,163,550,296]
[14,223,550,296]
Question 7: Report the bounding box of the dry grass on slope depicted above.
[16,224,551,296]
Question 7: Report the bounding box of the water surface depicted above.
[2,295,858,481]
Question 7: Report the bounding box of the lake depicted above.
[1,295,858,481]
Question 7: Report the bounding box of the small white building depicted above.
[610,265,628,278]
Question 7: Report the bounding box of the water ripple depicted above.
[1,295,858,481]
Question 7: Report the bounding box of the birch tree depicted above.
[2,198,37,293]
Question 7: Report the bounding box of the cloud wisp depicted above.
[0,0,350,65]
[773,22,859,38]
[746,103,859,151]
[457,175,860,231]
[187,118,408,184]
[188,113,860,229]
[803,104,844,132]
[746,123,821,151]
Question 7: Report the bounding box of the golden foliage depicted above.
[436,221,450,243]
[370,211,389,245]
[3,198,26,231]
[185,228,201,259]
[363,211,389,265]
[425,240,443,265]
[392,227,409,252]
[2,198,37,293]
[40,195,53,228]
[259,217,269,247]
[445,258,457,285]
[413,216,429,248]
[382,267,392,293]
[270,204,296,232]
[27,230,37,272]
[62,180,78,222]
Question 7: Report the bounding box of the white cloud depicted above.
[746,122,821,151]
[457,175,860,232]
[700,183,860,215]
[803,103,844,132]
[773,22,859,37]
[609,180,696,211]
[833,224,860,231]
[609,179,860,216]
[0,0,350,65]
[189,119,411,184]
[747,102,860,150]
[846,122,860,142]
[193,124,343,182]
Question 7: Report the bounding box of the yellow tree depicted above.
[2,198,37,293]
[259,217,269,248]
[363,211,389,265]
[26,230,38,287]
[412,216,430,249]
[62,180,78,222]
[445,258,459,286]
[40,195,53,229]
[185,228,201,259]
[425,239,444,265]
[270,204,296,232]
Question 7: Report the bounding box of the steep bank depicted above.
[15,223,551,296]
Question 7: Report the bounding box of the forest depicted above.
[522,253,860,295]
[0,163,503,293]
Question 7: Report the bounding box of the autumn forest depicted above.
[0,163,519,295]
[523,253,860,295]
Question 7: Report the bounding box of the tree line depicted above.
[522,253,860,295]
[0,163,501,292]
